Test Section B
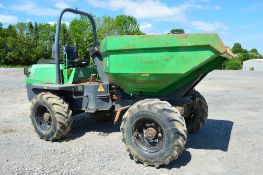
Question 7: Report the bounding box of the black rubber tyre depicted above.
[121,99,187,167]
[90,110,114,122]
[30,92,73,141]
[186,90,208,133]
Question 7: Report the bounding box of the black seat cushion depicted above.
[63,46,89,67]
[64,46,78,62]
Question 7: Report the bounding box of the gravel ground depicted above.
[0,69,263,175]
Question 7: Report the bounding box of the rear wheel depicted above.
[121,99,187,167]
[185,90,208,133]
[30,92,73,141]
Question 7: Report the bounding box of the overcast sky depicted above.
[0,0,262,53]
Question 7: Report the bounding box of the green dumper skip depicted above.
[101,34,232,96]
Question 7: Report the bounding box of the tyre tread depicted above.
[186,90,208,133]
[121,99,187,167]
[30,92,72,141]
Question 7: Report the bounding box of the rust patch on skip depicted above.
[140,60,155,64]
[165,58,172,62]
[215,33,226,52]
[127,79,166,84]
[175,34,188,39]
[117,64,125,68]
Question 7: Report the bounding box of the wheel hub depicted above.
[133,118,164,153]
[144,127,157,140]
[35,105,52,131]
[43,112,51,122]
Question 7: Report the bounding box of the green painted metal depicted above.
[26,64,95,84]
[101,34,232,96]
[62,66,96,84]
[25,64,60,84]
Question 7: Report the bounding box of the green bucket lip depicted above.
[100,33,228,55]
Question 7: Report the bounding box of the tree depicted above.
[231,43,247,54]
[114,15,144,35]
[231,43,262,60]
[37,23,56,60]
[0,23,5,64]
[69,16,94,59]
[250,48,259,54]
[97,15,144,40]
[97,16,117,39]
[4,15,262,68]
[224,43,263,70]
[0,14,144,66]
[224,58,242,70]
[168,29,185,34]
[69,15,144,59]
[15,22,28,35]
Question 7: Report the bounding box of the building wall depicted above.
[243,60,263,71]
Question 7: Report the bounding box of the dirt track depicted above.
[0,69,263,175]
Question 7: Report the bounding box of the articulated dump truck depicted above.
[25,8,232,167]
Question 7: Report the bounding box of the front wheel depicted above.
[30,92,73,141]
[121,99,187,167]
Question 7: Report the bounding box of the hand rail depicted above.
[54,8,99,84]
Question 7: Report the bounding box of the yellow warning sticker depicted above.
[97,85,105,92]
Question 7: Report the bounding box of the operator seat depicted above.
[63,46,88,67]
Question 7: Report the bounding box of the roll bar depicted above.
[54,8,99,84]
